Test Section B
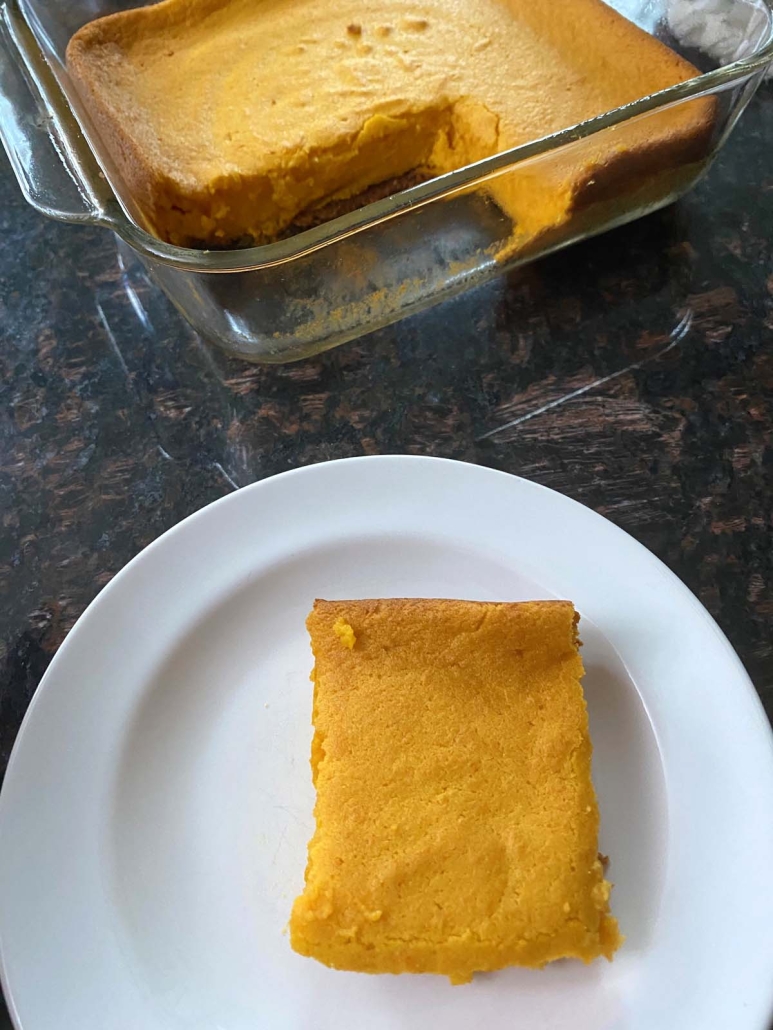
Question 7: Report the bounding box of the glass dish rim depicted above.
[11,0,773,273]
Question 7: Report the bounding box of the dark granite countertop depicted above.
[1,83,773,1029]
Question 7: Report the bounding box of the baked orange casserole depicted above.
[66,0,712,248]
[290,598,622,984]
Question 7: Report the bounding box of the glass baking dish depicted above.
[1,0,772,363]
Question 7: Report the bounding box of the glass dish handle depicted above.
[0,1,119,228]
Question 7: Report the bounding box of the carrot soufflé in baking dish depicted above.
[67,0,713,248]
[290,599,622,984]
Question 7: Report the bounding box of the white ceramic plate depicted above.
[1,456,772,1030]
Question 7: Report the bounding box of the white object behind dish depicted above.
[0,456,771,1030]
[667,0,773,72]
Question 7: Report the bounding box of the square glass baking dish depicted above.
[1,0,772,363]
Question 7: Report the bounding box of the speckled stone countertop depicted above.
[1,83,773,1028]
